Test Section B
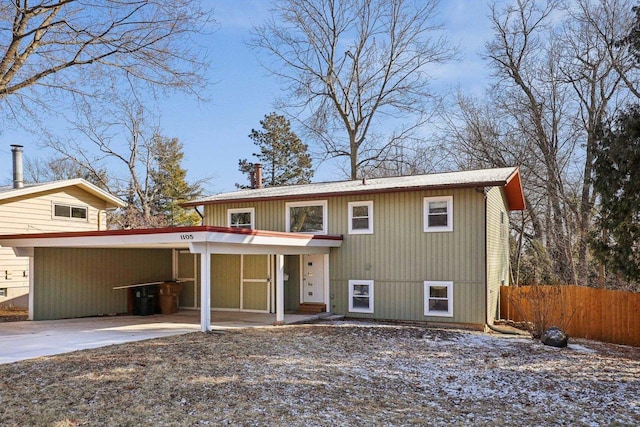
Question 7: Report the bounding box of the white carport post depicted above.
[199,244,212,332]
[275,254,285,324]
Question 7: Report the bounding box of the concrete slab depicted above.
[0,310,320,365]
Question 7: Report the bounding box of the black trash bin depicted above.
[134,286,158,315]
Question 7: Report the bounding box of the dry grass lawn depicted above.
[0,320,638,426]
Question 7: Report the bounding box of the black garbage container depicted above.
[133,286,158,315]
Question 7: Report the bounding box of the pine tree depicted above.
[591,104,640,286]
[150,136,203,226]
[238,113,313,188]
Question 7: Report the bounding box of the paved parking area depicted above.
[0,311,318,364]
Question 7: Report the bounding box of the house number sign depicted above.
[180,234,194,240]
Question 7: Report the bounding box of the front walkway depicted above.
[0,310,321,364]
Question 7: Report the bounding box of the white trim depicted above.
[348,279,374,314]
[199,244,212,332]
[424,281,453,317]
[348,201,374,234]
[227,207,255,229]
[276,254,284,322]
[0,229,342,253]
[28,256,34,320]
[323,254,330,309]
[286,200,328,234]
[423,196,453,232]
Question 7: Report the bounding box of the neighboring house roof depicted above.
[0,178,126,209]
[184,167,526,211]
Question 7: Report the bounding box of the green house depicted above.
[0,167,524,330]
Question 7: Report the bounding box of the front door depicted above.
[302,254,324,303]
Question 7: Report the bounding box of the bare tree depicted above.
[557,0,630,285]
[0,0,211,119]
[252,0,456,179]
[44,93,206,228]
[484,0,581,284]
[443,0,634,287]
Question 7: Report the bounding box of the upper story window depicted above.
[423,196,453,232]
[286,201,327,234]
[500,211,506,239]
[228,208,255,229]
[348,201,373,235]
[53,203,88,221]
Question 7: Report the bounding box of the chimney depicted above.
[255,163,263,189]
[11,145,24,189]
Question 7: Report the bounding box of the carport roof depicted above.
[0,226,343,255]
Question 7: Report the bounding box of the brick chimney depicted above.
[11,145,24,189]
[255,163,263,189]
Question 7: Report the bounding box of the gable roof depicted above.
[0,178,126,209]
[184,167,526,211]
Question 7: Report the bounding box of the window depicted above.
[423,196,453,232]
[0,288,6,297]
[286,201,327,234]
[424,281,453,317]
[349,280,374,313]
[348,201,373,234]
[500,211,506,239]
[53,203,87,220]
[228,208,255,229]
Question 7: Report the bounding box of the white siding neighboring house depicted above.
[0,179,126,308]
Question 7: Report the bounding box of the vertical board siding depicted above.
[33,248,172,320]
[211,254,240,308]
[203,187,508,326]
[501,285,640,347]
[328,188,487,324]
[486,187,510,323]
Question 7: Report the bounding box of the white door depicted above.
[302,254,324,303]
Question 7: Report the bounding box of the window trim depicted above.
[227,207,255,230]
[424,281,454,317]
[348,200,374,235]
[348,279,374,314]
[423,196,453,232]
[52,202,88,222]
[285,200,328,234]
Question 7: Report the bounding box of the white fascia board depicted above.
[205,231,341,248]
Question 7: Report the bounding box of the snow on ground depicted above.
[0,319,638,426]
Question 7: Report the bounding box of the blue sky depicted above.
[0,1,498,194]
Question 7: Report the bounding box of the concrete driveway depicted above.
[0,311,322,364]
[0,313,200,364]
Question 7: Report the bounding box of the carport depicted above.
[0,226,343,332]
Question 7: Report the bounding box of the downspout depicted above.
[483,188,489,330]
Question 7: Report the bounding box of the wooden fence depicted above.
[500,285,640,347]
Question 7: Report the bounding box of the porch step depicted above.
[297,303,326,314]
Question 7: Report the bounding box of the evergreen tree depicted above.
[151,136,203,226]
[591,104,640,286]
[238,113,313,188]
